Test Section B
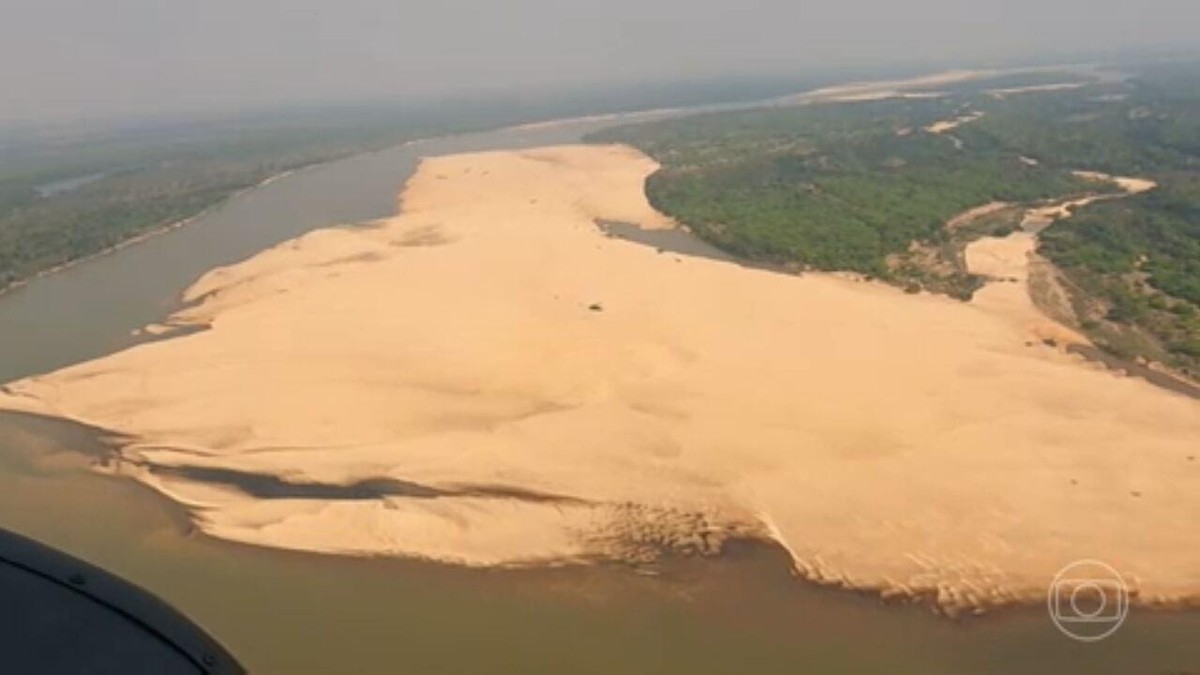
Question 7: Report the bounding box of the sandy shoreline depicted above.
[962,170,1157,344]
[2,144,1197,615]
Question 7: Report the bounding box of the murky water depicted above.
[0,116,1196,674]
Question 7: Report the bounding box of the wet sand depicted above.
[2,144,1197,616]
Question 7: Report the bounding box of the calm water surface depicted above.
[0,116,1196,675]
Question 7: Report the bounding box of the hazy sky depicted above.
[2,0,1196,124]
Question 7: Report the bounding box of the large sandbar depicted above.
[2,144,1196,613]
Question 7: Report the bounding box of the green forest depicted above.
[591,62,1200,376]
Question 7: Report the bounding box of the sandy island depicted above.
[2,144,1197,615]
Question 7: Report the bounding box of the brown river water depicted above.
[0,117,1196,674]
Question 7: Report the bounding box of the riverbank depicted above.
[969,172,1200,398]
[962,171,1154,346]
[0,166,314,300]
[3,143,1197,616]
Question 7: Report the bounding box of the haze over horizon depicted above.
[2,0,1197,126]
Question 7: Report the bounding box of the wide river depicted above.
[0,115,1196,674]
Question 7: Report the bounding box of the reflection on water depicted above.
[0,118,1197,674]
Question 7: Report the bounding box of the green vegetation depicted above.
[0,109,456,290]
[592,82,1097,284]
[591,63,1200,376]
[0,122,411,289]
[1040,174,1200,371]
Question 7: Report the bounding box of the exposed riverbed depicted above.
[1,111,1197,674]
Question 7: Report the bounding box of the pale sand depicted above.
[773,64,1103,110]
[964,171,1157,346]
[946,201,1009,230]
[966,231,1088,346]
[987,82,1088,99]
[1020,172,1157,231]
[813,90,947,104]
[777,69,994,106]
[508,108,680,132]
[2,145,1197,613]
[925,111,985,134]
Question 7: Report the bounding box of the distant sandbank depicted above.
[2,144,1196,615]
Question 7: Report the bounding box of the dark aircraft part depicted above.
[0,528,244,674]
